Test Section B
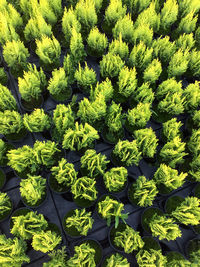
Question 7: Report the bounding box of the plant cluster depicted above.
[103,167,128,192]
[0,84,17,111]
[23,109,51,132]
[0,192,12,219]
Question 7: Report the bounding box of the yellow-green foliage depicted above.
[112,14,134,43]
[108,34,129,60]
[104,0,126,29]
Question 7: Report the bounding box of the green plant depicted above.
[192,110,200,128]
[43,246,68,267]
[75,63,97,94]
[39,0,62,26]
[0,234,30,266]
[129,41,153,71]
[18,64,47,104]
[104,253,129,267]
[152,36,176,64]
[7,145,38,174]
[166,251,191,267]
[183,81,200,111]
[66,243,96,267]
[47,68,71,101]
[77,96,106,127]
[157,93,185,116]
[104,167,127,192]
[117,66,137,99]
[63,54,77,85]
[65,208,94,236]
[156,78,182,100]
[103,0,126,31]
[0,14,19,45]
[162,118,183,141]
[108,34,129,60]
[11,211,48,240]
[135,1,160,33]
[0,139,12,166]
[126,0,151,16]
[20,174,46,206]
[70,28,86,64]
[87,27,108,57]
[51,158,77,187]
[23,109,51,133]
[81,149,109,178]
[71,177,97,202]
[62,122,99,151]
[136,248,167,267]
[62,7,81,45]
[130,176,158,207]
[188,49,200,78]
[90,78,113,102]
[32,230,62,253]
[33,140,61,168]
[159,137,187,168]
[112,14,134,43]
[143,59,162,84]
[159,0,178,34]
[24,12,52,42]
[178,0,200,17]
[36,35,61,69]
[0,192,12,219]
[0,84,17,111]
[0,68,8,85]
[134,128,158,158]
[104,101,124,143]
[167,49,189,78]
[114,225,144,254]
[98,196,128,227]
[149,214,182,241]
[131,83,155,105]
[100,53,125,79]
[52,103,75,142]
[189,154,200,182]
[113,140,142,167]
[75,0,97,35]
[188,129,200,157]
[132,24,153,47]
[171,197,200,225]
[176,11,198,35]
[195,26,200,49]
[176,33,195,51]
[126,103,151,131]
[0,110,24,136]
[153,164,187,193]
[3,39,29,73]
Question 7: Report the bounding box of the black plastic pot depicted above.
[142,236,161,251]
[166,251,191,265]
[101,126,125,145]
[73,194,97,209]
[49,86,72,103]
[185,238,200,262]
[141,207,164,233]
[4,128,27,142]
[101,252,130,267]
[164,195,184,214]
[48,174,70,194]
[109,223,128,253]
[0,169,6,190]
[0,142,15,167]
[20,95,44,112]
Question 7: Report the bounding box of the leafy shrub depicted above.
[136,248,167,267]
[159,137,187,168]
[154,164,187,192]
[0,68,8,85]
[0,84,17,111]
[156,78,182,100]
[103,167,128,192]
[65,209,94,236]
[0,139,12,166]
[43,247,68,267]
[75,63,97,94]
[11,211,48,240]
[127,0,151,16]
[171,197,200,225]
[189,154,200,182]
[104,253,129,267]
[62,7,81,45]
[126,103,151,131]
[188,129,200,157]
[176,33,195,51]
[0,15,19,45]
[39,0,62,26]
[81,149,109,178]
[114,225,144,253]
[90,78,113,102]
[0,192,12,218]
[34,140,61,168]
[159,0,178,34]
[51,158,77,187]
[195,26,200,48]
[100,53,125,79]
[20,174,46,206]
[67,243,96,266]
[52,103,75,142]
[129,42,153,71]
[132,24,153,47]
[108,34,129,60]
[167,49,189,78]
[71,177,98,202]
[32,230,62,253]
[0,234,30,266]
[0,110,24,136]
[98,196,128,227]
[47,68,71,101]
[192,110,200,128]
[162,118,183,141]
[188,49,200,78]
[87,27,108,56]
[70,28,86,64]
[113,140,142,167]
[36,36,61,69]
[23,109,51,133]
[7,145,38,174]
[62,122,99,151]
[112,14,134,43]
[182,81,200,111]
[134,128,158,158]
[131,83,155,106]
[130,176,158,207]
[75,0,97,35]
[18,64,47,103]
[149,214,182,241]
[63,54,77,85]
[143,59,162,84]
[176,12,198,35]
